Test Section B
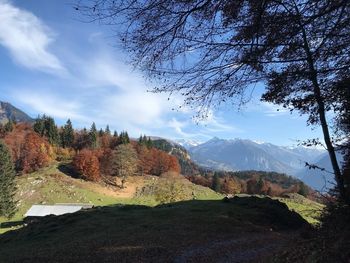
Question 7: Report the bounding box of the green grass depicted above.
[0,197,308,262]
[277,194,324,224]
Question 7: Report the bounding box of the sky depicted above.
[0,0,325,146]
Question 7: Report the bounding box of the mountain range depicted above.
[0,101,33,124]
[183,137,323,173]
[175,137,333,190]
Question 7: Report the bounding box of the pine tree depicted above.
[146,137,153,148]
[34,115,60,145]
[119,131,130,144]
[33,115,45,136]
[138,134,146,146]
[298,182,309,197]
[0,141,17,218]
[212,173,222,193]
[45,116,60,145]
[113,131,118,137]
[89,122,98,148]
[105,125,111,135]
[256,177,264,194]
[61,119,74,148]
[4,119,14,133]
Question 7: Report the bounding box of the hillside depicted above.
[152,138,200,175]
[0,101,33,124]
[0,163,222,234]
[0,162,325,262]
[298,151,344,191]
[0,196,310,262]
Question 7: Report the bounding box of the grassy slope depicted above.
[0,198,309,262]
[0,163,223,233]
[277,194,324,225]
[0,163,326,262]
[0,163,323,235]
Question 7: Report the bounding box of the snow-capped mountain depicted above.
[188,137,325,176]
[174,139,202,150]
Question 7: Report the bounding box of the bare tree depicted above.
[76,0,350,203]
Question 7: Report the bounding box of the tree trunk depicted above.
[298,18,347,203]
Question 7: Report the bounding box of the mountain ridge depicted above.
[186,137,325,177]
[0,101,33,124]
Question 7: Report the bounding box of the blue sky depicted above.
[0,0,324,146]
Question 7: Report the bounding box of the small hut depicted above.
[24,203,93,223]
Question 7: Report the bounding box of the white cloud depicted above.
[0,0,65,73]
[15,91,87,121]
[168,118,188,137]
[168,118,209,139]
[261,102,289,117]
[246,95,289,117]
[197,110,241,133]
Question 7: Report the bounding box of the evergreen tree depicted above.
[256,177,264,194]
[61,119,74,148]
[113,131,118,137]
[44,116,60,145]
[33,115,60,145]
[138,134,146,145]
[212,173,222,193]
[146,137,153,148]
[119,131,130,144]
[0,141,17,218]
[298,182,309,197]
[88,122,98,148]
[33,115,45,136]
[4,119,14,133]
[105,125,111,135]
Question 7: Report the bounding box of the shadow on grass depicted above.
[0,197,310,262]
[0,220,23,228]
[57,162,80,179]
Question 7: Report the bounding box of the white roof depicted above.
[24,205,85,217]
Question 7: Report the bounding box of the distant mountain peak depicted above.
[0,101,34,124]
[174,138,202,149]
[188,137,325,177]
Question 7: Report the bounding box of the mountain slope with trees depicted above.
[0,101,33,124]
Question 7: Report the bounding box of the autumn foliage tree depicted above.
[73,149,100,182]
[4,124,54,173]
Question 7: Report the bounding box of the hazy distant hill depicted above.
[187,138,324,176]
[253,142,324,172]
[0,101,33,124]
[298,151,343,191]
